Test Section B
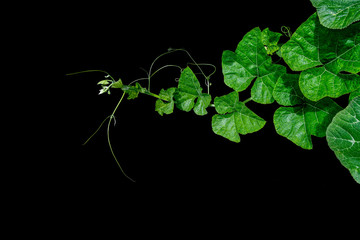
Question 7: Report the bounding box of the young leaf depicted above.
[174,67,211,116]
[261,28,282,55]
[326,96,360,184]
[111,79,123,89]
[97,80,111,85]
[212,91,266,143]
[273,74,342,149]
[99,85,110,95]
[121,82,146,100]
[281,13,360,102]
[155,88,176,116]
[310,0,360,29]
[222,27,286,104]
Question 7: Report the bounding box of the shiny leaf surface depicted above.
[273,74,342,149]
[326,96,360,183]
[212,92,266,143]
[310,0,360,29]
[281,13,360,101]
[222,27,286,104]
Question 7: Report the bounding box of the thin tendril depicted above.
[187,62,216,91]
[66,70,116,82]
[150,64,183,78]
[148,50,179,91]
[107,92,136,182]
[69,49,215,182]
[147,48,215,94]
[139,67,149,76]
[177,49,210,88]
[67,70,135,182]
[128,77,149,85]
[281,26,292,38]
[83,115,111,145]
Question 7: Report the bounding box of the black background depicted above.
[56,0,360,198]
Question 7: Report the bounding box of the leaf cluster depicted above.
[79,0,360,183]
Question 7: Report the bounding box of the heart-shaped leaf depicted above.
[222,27,286,104]
[281,13,360,102]
[174,67,211,116]
[310,0,360,29]
[273,74,342,149]
[326,96,360,183]
[155,88,176,116]
[212,91,266,143]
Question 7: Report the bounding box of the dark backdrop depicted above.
[58,1,359,194]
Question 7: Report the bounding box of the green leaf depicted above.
[261,28,282,55]
[326,96,360,183]
[281,13,360,102]
[98,85,110,95]
[273,74,342,149]
[121,82,146,100]
[212,91,266,143]
[155,88,176,116]
[111,79,123,89]
[273,74,304,106]
[349,88,360,101]
[222,27,286,104]
[97,80,111,85]
[174,67,211,116]
[310,0,360,29]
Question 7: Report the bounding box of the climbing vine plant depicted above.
[68,0,360,183]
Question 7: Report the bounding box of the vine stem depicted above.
[243,97,252,104]
[82,116,111,145]
[147,48,214,94]
[106,92,136,182]
[68,70,135,182]
[66,70,116,82]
